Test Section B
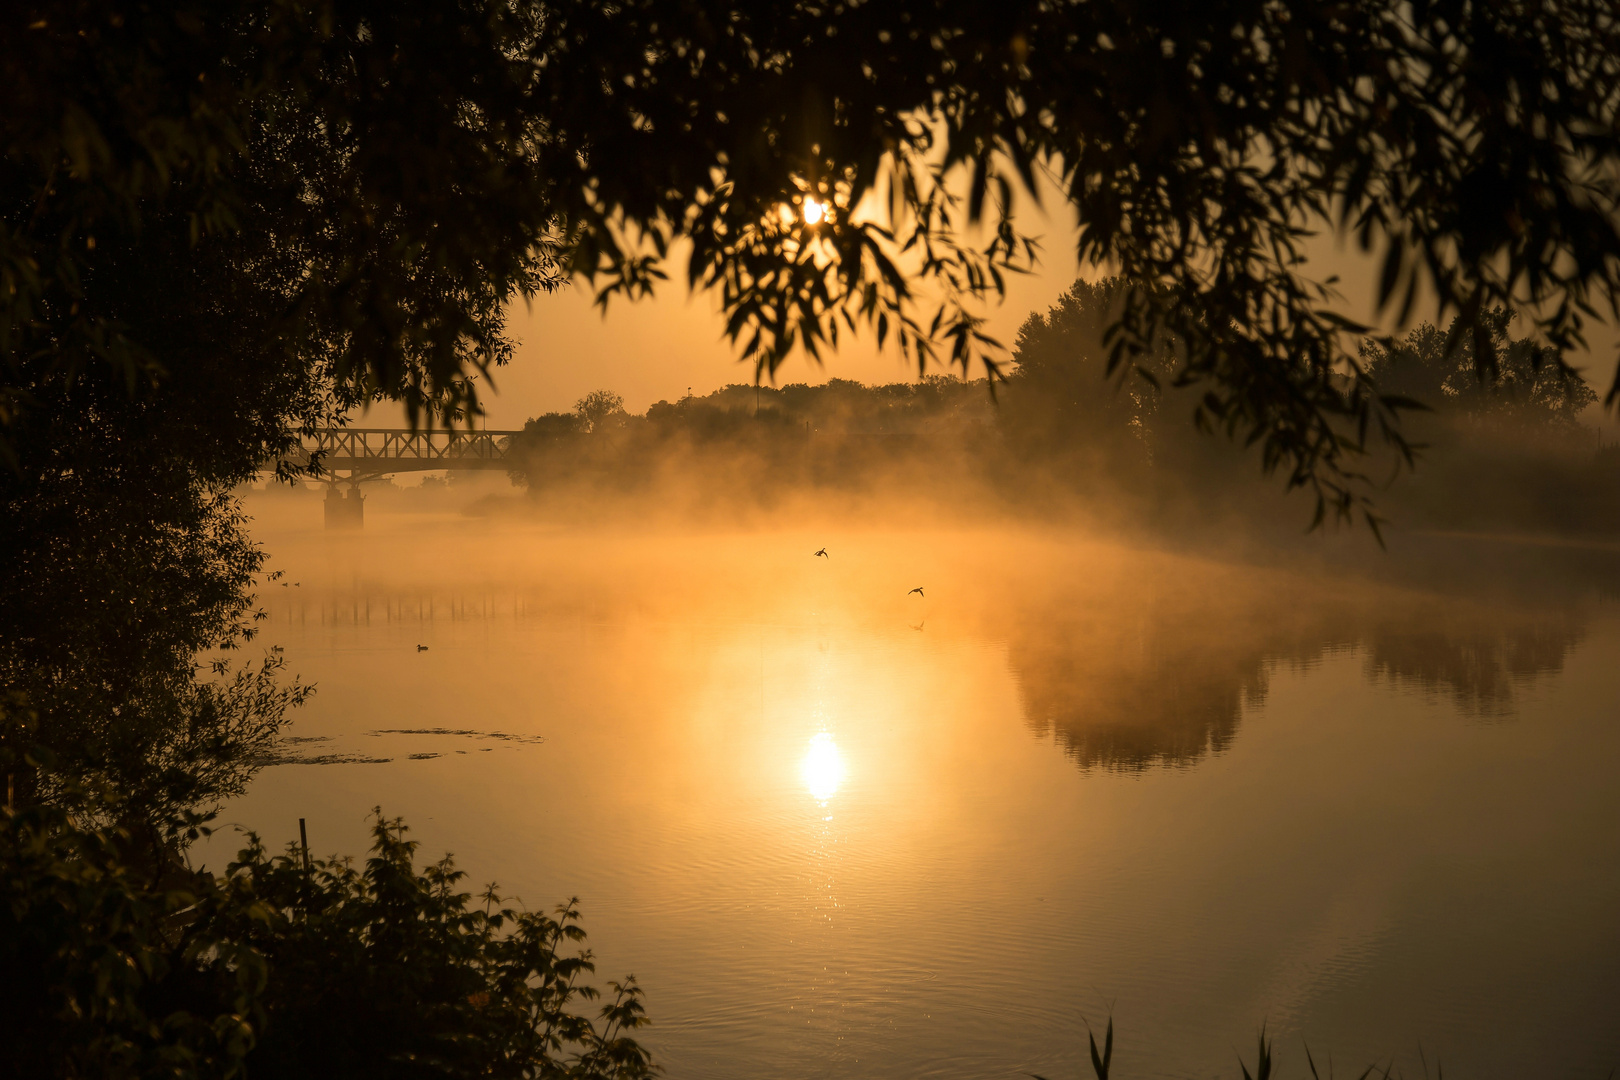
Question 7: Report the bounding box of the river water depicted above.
[206,494,1620,1079]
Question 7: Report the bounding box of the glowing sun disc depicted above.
[800,732,846,801]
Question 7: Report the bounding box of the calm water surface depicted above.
[208,500,1620,1079]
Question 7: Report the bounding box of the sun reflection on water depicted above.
[800,731,846,802]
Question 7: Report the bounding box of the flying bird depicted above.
[910,621,925,632]
[907,587,925,597]
[813,548,829,559]
[416,645,429,652]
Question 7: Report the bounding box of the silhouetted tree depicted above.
[0,457,310,821]
[1001,278,1167,467]
[575,390,628,434]
[1364,311,1601,429]
[4,0,560,806]
[1000,280,1616,533]
[1352,312,1612,532]
[0,796,654,1080]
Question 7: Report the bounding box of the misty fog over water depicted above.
[204,483,1620,1080]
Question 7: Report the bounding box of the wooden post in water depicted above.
[299,817,311,874]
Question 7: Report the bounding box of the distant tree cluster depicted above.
[1004,278,1600,451]
[1000,279,1616,534]
[506,376,999,507]
[507,280,1618,535]
[1364,312,1600,430]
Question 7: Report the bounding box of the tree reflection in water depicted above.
[1003,559,1588,771]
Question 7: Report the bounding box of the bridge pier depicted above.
[324,483,364,530]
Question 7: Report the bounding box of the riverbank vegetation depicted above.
[0,764,652,1080]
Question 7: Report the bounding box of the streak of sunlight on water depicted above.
[206,496,1620,1080]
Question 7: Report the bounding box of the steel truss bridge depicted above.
[285,427,524,483]
[277,429,523,529]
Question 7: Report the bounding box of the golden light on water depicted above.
[800,731,846,801]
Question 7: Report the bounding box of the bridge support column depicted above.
[324,482,364,530]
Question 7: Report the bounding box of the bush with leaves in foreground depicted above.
[0,788,653,1080]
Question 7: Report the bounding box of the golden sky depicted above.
[446,205,1619,440]
[484,238,1082,428]
[478,180,1087,427]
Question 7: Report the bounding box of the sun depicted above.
[777,196,829,228]
[800,731,846,801]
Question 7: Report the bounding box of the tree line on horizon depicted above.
[506,279,1614,535]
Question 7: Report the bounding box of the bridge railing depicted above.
[307,427,522,460]
[283,427,526,475]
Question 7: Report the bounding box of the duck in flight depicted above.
[814,548,829,559]
[910,621,924,632]
[907,587,924,597]
[416,645,429,652]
